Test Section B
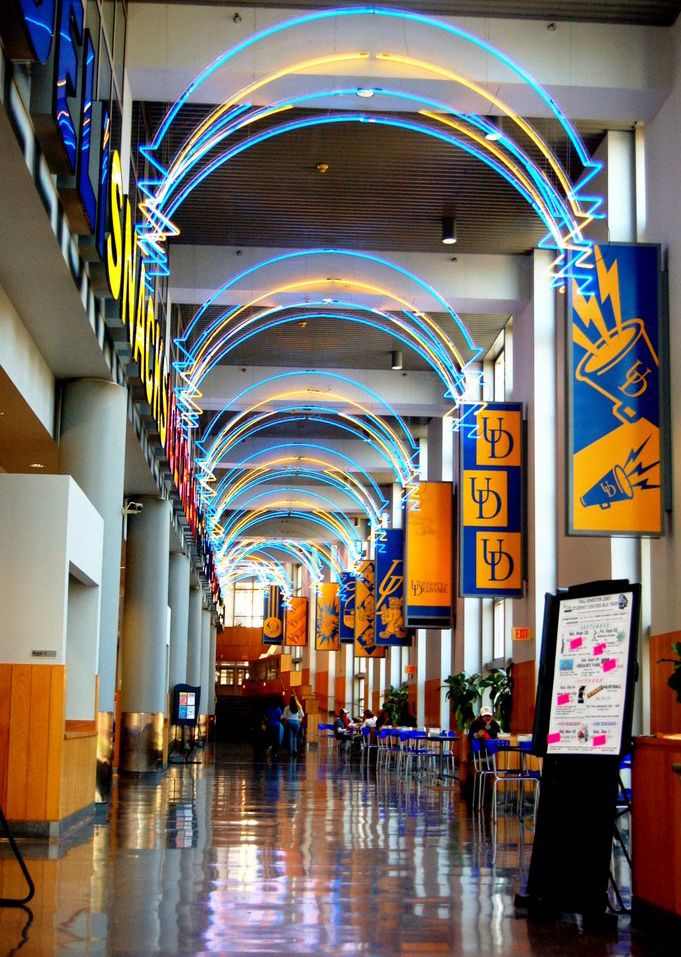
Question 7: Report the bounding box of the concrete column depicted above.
[198,605,211,737]
[119,496,171,773]
[208,621,217,717]
[186,584,203,687]
[168,552,191,691]
[59,378,127,800]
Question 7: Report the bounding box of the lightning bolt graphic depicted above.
[572,285,609,343]
[623,435,653,471]
[595,247,623,333]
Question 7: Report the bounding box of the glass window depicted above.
[493,599,505,661]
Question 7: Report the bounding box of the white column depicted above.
[168,552,191,691]
[186,584,203,687]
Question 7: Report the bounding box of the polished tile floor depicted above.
[0,745,670,955]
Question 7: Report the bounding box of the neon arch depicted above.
[220,539,343,584]
[209,464,386,531]
[199,406,416,490]
[138,6,601,290]
[217,505,363,564]
[213,441,388,520]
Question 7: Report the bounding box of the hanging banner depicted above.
[315,582,340,652]
[459,402,524,597]
[262,585,284,645]
[405,483,453,628]
[285,596,308,647]
[338,571,356,644]
[374,528,411,647]
[568,243,664,536]
[354,560,384,658]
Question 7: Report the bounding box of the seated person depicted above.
[375,706,392,730]
[469,706,501,741]
[397,705,417,728]
[334,707,351,737]
[361,708,377,729]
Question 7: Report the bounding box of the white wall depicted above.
[0,476,103,667]
[0,282,54,434]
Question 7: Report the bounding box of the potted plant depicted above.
[658,641,681,702]
[383,684,409,725]
[442,672,482,733]
[479,666,513,730]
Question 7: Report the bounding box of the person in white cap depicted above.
[469,705,501,741]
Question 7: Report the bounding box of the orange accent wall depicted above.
[649,632,681,734]
[316,670,329,712]
[217,626,264,661]
[511,660,536,733]
[424,678,442,727]
[334,675,345,711]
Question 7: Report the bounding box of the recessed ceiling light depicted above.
[30,462,45,469]
[322,297,333,304]
[316,162,329,174]
[297,320,308,328]
[356,88,374,98]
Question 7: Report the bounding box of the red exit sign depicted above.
[512,627,533,641]
[404,664,416,675]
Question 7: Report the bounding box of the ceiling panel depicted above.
[130,1,681,27]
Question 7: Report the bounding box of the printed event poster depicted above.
[374,528,411,647]
[285,596,308,647]
[546,591,634,755]
[459,402,524,597]
[315,582,340,652]
[262,585,284,644]
[354,560,384,658]
[568,244,664,535]
[405,482,453,628]
[338,571,356,644]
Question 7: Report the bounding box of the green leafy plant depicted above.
[442,672,482,732]
[658,642,681,703]
[382,684,409,724]
[479,666,513,730]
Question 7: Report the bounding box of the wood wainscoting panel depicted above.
[649,632,681,734]
[511,660,536,734]
[0,664,65,822]
[0,666,11,809]
[60,733,97,819]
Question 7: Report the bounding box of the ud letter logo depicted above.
[481,416,515,460]
[469,476,503,521]
[475,533,522,591]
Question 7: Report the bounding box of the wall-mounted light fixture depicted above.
[484,116,502,141]
[391,349,403,370]
[441,216,457,245]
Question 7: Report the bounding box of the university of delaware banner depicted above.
[375,528,411,647]
[262,585,284,644]
[338,571,356,644]
[285,596,308,647]
[315,582,340,652]
[460,402,524,598]
[405,483,453,628]
[354,561,384,658]
[569,243,664,535]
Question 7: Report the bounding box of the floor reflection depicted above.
[0,745,668,955]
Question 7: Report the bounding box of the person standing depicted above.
[283,695,304,756]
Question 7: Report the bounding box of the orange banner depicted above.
[285,596,308,647]
[315,583,339,652]
[405,482,453,628]
[354,560,384,658]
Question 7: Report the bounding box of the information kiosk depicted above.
[518,579,640,921]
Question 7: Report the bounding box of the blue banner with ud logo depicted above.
[459,402,524,597]
[568,244,664,535]
[338,571,356,644]
[374,528,412,647]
